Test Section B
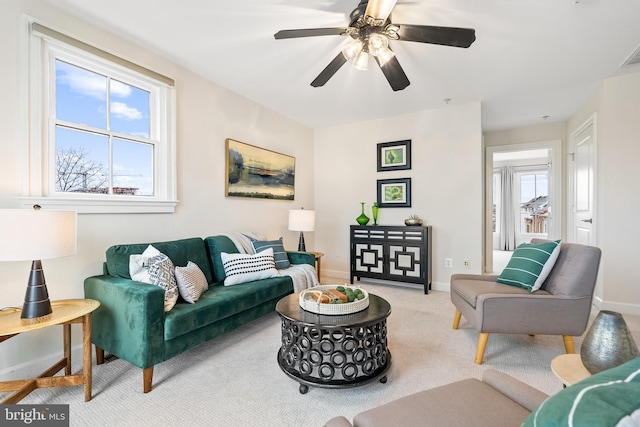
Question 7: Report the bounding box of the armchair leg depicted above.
[475,333,489,365]
[562,336,575,354]
[453,309,462,329]
[95,346,104,365]
[143,366,154,393]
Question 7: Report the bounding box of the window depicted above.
[23,22,177,213]
[517,171,548,234]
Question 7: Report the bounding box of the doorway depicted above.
[485,141,563,273]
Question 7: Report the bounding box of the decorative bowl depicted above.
[299,285,369,315]
[404,219,423,226]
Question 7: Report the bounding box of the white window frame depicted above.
[21,20,177,213]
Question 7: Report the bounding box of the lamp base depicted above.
[298,232,306,252]
[21,260,52,319]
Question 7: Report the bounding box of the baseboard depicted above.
[599,299,640,316]
[322,269,450,293]
[0,343,85,381]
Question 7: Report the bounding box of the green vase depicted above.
[372,202,379,225]
[356,202,370,225]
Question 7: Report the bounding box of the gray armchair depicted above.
[451,240,602,364]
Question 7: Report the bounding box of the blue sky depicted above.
[55,60,153,195]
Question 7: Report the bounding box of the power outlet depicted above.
[463,259,471,269]
[445,258,453,268]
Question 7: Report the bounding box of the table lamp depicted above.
[0,207,77,319]
[288,208,315,252]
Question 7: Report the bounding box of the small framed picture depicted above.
[377,140,411,172]
[377,178,411,208]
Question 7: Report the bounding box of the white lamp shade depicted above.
[288,209,315,232]
[0,209,77,261]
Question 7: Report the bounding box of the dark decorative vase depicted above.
[580,310,640,374]
[356,202,370,225]
[371,203,379,225]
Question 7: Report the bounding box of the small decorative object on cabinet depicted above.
[404,214,423,226]
[350,225,432,294]
[356,202,370,225]
[580,310,640,374]
[371,203,379,225]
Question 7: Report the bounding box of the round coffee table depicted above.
[275,291,392,394]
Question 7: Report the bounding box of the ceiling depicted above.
[41,0,640,132]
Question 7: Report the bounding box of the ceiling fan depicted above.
[274,0,476,91]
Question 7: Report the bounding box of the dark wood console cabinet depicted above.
[350,225,432,294]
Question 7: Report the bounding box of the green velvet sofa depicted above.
[84,235,314,393]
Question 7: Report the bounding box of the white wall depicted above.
[568,73,640,314]
[0,0,315,375]
[313,103,484,290]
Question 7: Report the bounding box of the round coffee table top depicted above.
[276,291,391,327]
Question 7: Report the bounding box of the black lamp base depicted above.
[297,232,306,252]
[21,260,52,319]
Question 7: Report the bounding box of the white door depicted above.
[569,115,596,245]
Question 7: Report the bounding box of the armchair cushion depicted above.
[497,239,561,292]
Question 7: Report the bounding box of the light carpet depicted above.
[9,283,640,427]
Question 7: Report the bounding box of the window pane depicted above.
[56,60,107,129]
[55,126,109,194]
[112,138,153,196]
[520,172,549,234]
[110,80,150,138]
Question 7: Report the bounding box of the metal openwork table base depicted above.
[276,292,392,394]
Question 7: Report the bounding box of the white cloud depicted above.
[57,61,132,100]
[111,102,142,120]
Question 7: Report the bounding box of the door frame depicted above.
[484,140,563,273]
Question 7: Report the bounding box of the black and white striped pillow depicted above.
[221,248,278,286]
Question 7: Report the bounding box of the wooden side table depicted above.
[551,353,591,387]
[0,299,100,403]
[309,251,324,282]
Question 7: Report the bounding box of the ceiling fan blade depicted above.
[365,0,398,24]
[375,55,410,91]
[311,52,348,87]
[274,28,349,39]
[396,24,476,48]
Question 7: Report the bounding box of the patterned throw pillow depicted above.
[497,239,561,292]
[523,357,640,427]
[251,237,290,269]
[175,261,208,303]
[221,248,278,286]
[148,254,179,311]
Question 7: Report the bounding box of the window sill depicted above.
[20,196,178,214]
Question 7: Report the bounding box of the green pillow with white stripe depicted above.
[523,357,640,427]
[251,237,290,270]
[497,240,561,292]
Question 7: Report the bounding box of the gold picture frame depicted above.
[225,139,295,200]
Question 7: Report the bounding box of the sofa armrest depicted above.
[287,251,315,266]
[323,416,354,427]
[84,274,166,369]
[482,370,548,412]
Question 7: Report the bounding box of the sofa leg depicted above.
[143,366,154,393]
[452,309,462,329]
[475,333,489,365]
[95,346,104,365]
[562,336,575,354]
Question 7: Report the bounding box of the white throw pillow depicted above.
[129,245,161,283]
[175,261,209,303]
[221,248,278,286]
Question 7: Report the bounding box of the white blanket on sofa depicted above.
[222,232,319,292]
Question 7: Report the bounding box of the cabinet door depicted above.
[353,242,385,276]
[388,244,423,280]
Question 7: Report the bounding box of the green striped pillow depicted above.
[497,240,561,292]
[251,237,290,269]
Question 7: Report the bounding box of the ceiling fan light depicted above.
[376,46,396,66]
[353,50,369,71]
[368,33,388,53]
[342,39,364,61]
